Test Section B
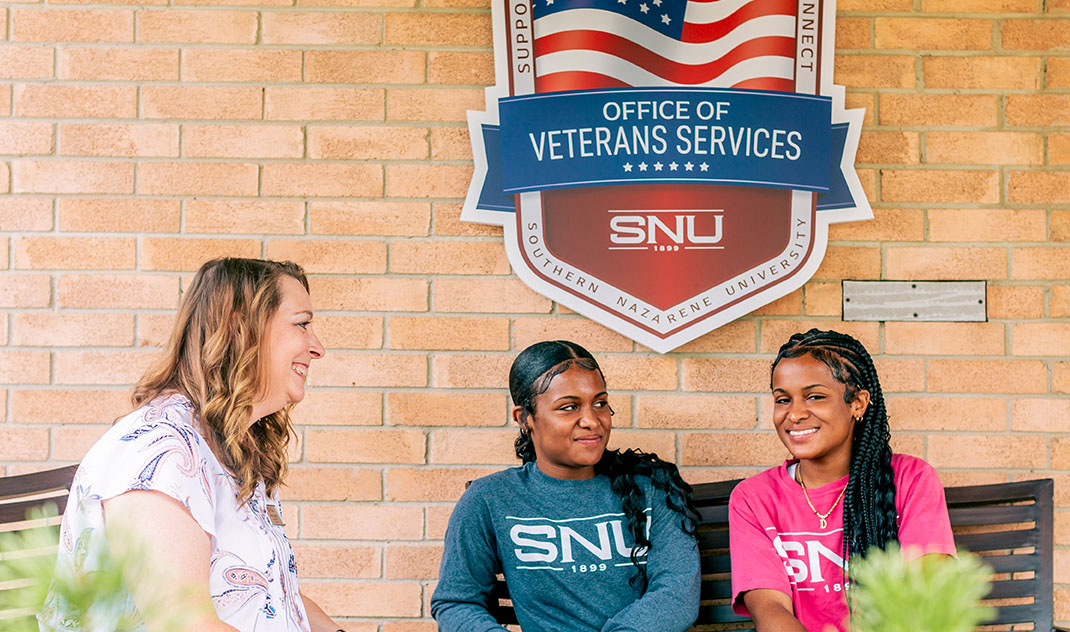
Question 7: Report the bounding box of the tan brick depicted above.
[759,320,880,353]
[512,317,632,352]
[924,57,1040,89]
[635,394,756,429]
[290,390,382,426]
[1053,285,1070,317]
[885,322,1004,355]
[0,198,52,232]
[137,10,257,43]
[300,582,422,618]
[929,359,1047,393]
[182,48,301,82]
[308,126,428,160]
[54,349,157,384]
[597,355,677,390]
[0,46,52,80]
[15,84,135,118]
[142,86,261,120]
[386,466,497,501]
[882,169,998,204]
[0,87,10,115]
[265,239,387,275]
[833,55,915,89]
[607,429,677,460]
[835,17,870,50]
[57,274,177,309]
[0,274,50,308]
[986,285,1043,318]
[385,544,442,579]
[1050,57,1070,88]
[1053,134,1070,165]
[306,50,425,84]
[1012,248,1070,280]
[389,316,509,351]
[430,127,473,162]
[15,236,135,270]
[12,160,132,195]
[306,428,426,463]
[12,389,127,424]
[926,132,1042,166]
[140,237,260,271]
[886,246,1006,280]
[856,131,919,165]
[0,350,50,384]
[429,428,515,464]
[670,319,757,353]
[308,315,383,350]
[1053,438,1070,470]
[0,122,53,155]
[1001,19,1070,50]
[1009,171,1070,205]
[138,162,256,196]
[886,396,1005,431]
[391,241,508,275]
[1011,399,1070,432]
[1013,323,1070,356]
[262,11,380,44]
[828,208,924,242]
[13,312,133,346]
[1006,95,1070,127]
[12,8,133,43]
[309,353,427,387]
[385,12,491,45]
[59,199,179,232]
[139,313,176,348]
[928,209,1046,242]
[265,88,385,121]
[928,434,1045,469]
[386,391,509,427]
[389,88,485,122]
[429,51,494,86]
[57,46,177,80]
[812,245,881,280]
[433,278,551,313]
[60,123,177,158]
[385,164,473,199]
[308,277,428,311]
[0,164,8,194]
[310,201,429,236]
[186,200,304,234]
[183,125,303,159]
[681,358,769,393]
[875,17,992,50]
[879,93,997,127]
[681,432,787,466]
[801,282,841,317]
[873,357,926,393]
[433,202,502,237]
[0,427,50,460]
[291,543,380,578]
[431,353,512,388]
[262,164,383,198]
[302,504,423,539]
[922,0,1035,10]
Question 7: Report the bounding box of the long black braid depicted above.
[771,329,897,563]
[510,340,700,591]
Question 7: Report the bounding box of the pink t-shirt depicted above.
[728,454,955,632]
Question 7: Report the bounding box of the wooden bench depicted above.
[488,477,1066,632]
[0,465,79,629]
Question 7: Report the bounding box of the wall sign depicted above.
[462,0,871,353]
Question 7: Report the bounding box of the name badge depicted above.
[266,504,285,527]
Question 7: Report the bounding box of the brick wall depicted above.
[0,0,1067,626]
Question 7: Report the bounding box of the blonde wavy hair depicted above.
[132,257,309,506]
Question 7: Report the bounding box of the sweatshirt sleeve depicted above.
[599,487,701,632]
[430,481,509,632]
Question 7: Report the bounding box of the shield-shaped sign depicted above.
[463,0,871,353]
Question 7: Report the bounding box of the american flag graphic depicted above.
[531,0,798,93]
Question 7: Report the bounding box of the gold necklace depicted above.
[798,470,847,529]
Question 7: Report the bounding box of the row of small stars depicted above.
[614,0,672,23]
[622,161,711,172]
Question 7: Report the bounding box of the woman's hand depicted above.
[103,490,239,632]
[741,589,809,632]
[300,590,345,632]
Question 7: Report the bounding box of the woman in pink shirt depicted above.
[728,329,955,632]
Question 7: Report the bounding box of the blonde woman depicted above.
[39,258,346,632]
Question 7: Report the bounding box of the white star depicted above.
[623,162,633,172]
[652,0,662,5]
[638,162,648,171]
[684,162,694,171]
[618,0,626,5]
[661,13,670,24]
[547,0,554,4]
[699,162,710,171]
[653,161,663,171]
[669,161,679,171]
[639,2,649,11]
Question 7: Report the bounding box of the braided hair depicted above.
[510,340,700,591]
[771,329,897,562]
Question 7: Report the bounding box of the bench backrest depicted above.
[0,465,79,628]
[487,477,1057,631]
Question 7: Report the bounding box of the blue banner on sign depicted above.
[497,87,833,195]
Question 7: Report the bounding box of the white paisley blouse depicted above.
[38,393,310,632]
